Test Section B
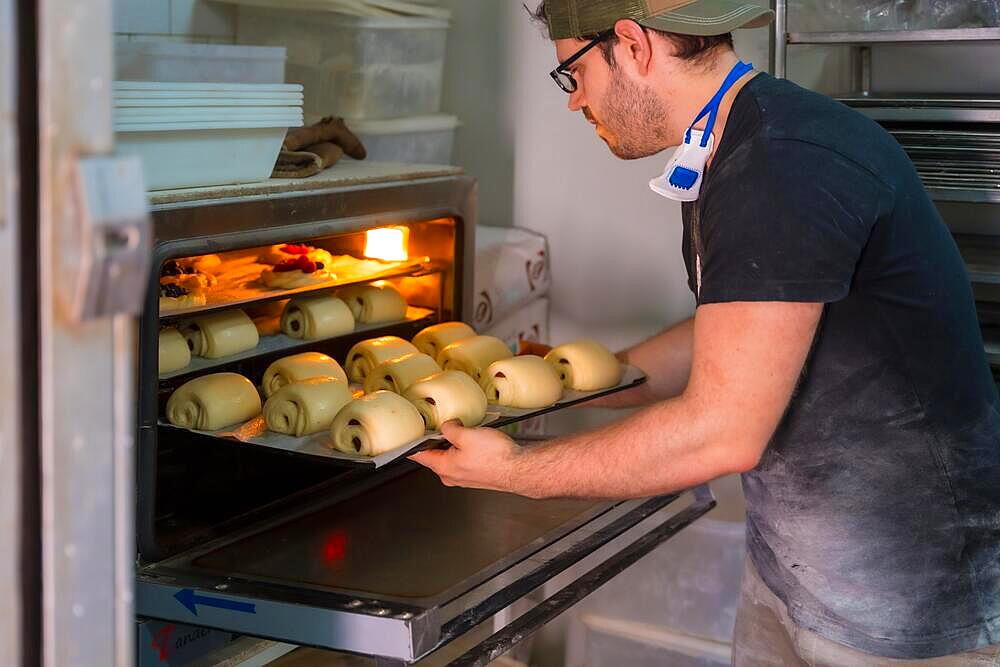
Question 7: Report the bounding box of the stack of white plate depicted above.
[114,81,304,191]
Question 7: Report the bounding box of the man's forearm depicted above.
[510,393,753,499]
[594,317,695,408]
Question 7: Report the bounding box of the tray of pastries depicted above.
[159,323,646,468]
[158,281,434,379]
[158,243,435,319]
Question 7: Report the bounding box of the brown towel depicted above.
[282,116,367,160]
[272,142,344,179]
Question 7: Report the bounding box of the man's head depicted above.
[531,0,771,159]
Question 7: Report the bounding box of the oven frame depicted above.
[135,174,717,664]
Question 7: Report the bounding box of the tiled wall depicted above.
[114,0,235,43]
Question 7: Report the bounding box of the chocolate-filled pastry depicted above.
[404,370,488,430]
[166,373,261,431]
[280,295,354,340]
[436,335,513,384]
[481,355,563,410]
[544,339,623,391]
[345,336,419,384]
[362,352,441,395]
[158,328,191,374]
[329,391,425,457]
[262,352,348,398]
[338,283,408,324]
[412,321,476,359]
[180,310,259,359]
[264,377,353,437]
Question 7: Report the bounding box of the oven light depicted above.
[364,226,409,262]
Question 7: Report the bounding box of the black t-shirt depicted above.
[682,73,1000,659]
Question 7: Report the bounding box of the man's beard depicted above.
[589,72,672,160]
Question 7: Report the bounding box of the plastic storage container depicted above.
[348,114,458,164]
[115,121,296,191]
[115,42,287,84]
[113,81,303,190]
[237,7,449,119]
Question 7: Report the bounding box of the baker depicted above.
[411,1,1000,664]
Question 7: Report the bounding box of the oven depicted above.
[133,172,715,665]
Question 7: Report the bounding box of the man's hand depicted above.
[410,421,525,493]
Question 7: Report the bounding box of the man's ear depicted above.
[613,18,653,75]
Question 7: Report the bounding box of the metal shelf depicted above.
[838,95,1000,123]
[927,187,1000,204]
[787,27,1000,45]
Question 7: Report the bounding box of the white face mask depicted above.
[649,128,714,203]
[649,60,753,203]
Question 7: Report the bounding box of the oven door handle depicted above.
[402,485,716,667]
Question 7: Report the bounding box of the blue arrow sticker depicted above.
[174,589,257,616]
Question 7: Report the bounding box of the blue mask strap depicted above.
[683,61,753,147]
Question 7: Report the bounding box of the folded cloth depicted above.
[283,117,367,160]
[272,142,345,179]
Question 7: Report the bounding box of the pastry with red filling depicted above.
[260,254,333,289]
[259,243,334,268]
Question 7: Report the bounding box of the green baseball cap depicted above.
[543,0,774,39]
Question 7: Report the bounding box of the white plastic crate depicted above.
[237,7,448,119]
[115,42,287,84]
[347,114,457,164]
[115,121,297,191]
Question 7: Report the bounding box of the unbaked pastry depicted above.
[260,256,332,289]
[264,377,353,437]
[329,391,425,456]
[544,340,623,391]
[404,370,488,430]
[158,328,191,374]
[345,336,419,384]
[412,321,476,359]
[166,372,261,431]
[338,284,407,323]
[259,243,334,267]
[481,355,563,409]
[437,335,513,383]
[180,310,259,359]
[281,295,354,340]
[362,352,441,395]
[262,352,349,398]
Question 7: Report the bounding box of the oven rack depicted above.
[158,258,444,321]
[159,306,435,381]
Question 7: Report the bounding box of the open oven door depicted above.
[135,463,714,665]
[1,0,28,663]
[36,0,152,664]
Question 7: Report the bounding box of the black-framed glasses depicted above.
[549,30,614,94]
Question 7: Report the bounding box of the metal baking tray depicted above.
[158,365,647,468]
[158,258,440,321]
[159,307,435,380]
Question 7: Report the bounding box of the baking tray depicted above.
[158,365,647,468]
[158,257,440,320]
[159,306,435,380]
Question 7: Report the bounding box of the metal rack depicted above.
[771,1,1000,94]
[771,1,1000,373]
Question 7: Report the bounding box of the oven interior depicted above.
[141,215,462,563]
